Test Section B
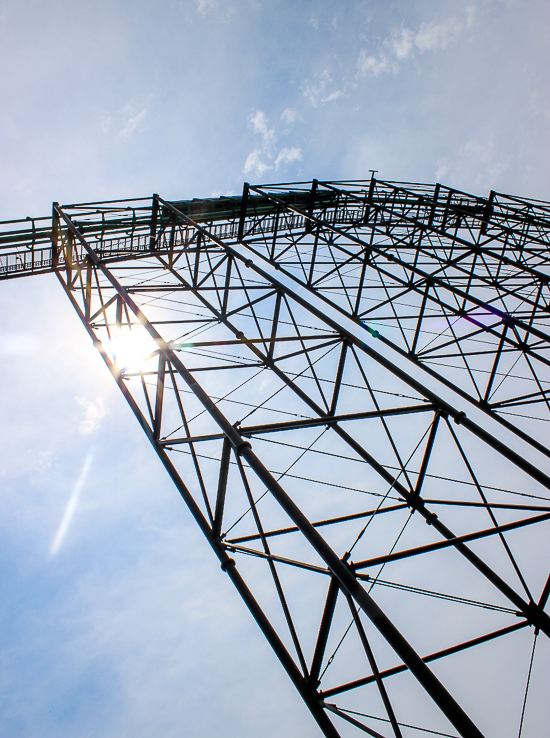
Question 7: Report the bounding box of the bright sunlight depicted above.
[107,325,158,372]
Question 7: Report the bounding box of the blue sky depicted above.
[1,1,549,736]
[1,0,549,217]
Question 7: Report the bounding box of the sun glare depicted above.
[50,452,93,557]
[107,326,157,372]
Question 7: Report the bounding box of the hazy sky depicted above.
[0,1,549,737]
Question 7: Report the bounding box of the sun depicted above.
[107,325,158,372]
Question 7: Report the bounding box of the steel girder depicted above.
[2,179,550,737]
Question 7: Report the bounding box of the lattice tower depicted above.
[2,178,550,738]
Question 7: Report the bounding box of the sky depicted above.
[0,1,549,737]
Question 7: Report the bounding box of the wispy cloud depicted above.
[274,147,302,170]
[414,17,466,52]
[196,0,236,20]
[76,396,107,435]
[197,0,216,14]
[99,98,151,139]
[243,110,275,177]
[243,149,271,179]
[243,110,274,179]
[99,111,112,135]
[302,70,345,107]
[249,110,275,150]
[243,110,302,180]
[390,28,414,60]
[281,108,301,125]
[357,51,396,78]
[436,135,512,191]
[120,105,148,139]
[357,10,474,79]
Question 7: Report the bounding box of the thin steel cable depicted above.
[187,366,266,423]
[326,705,458,738]
[499,410,550,422]
[223,427,328,537]
[168,445,401,501]
[318,620,354,683]
[445,417,534,602]
[486,351,524,401]
[348,424,433,555]
[318,510,414,683]
[517,630,538,738]
[252,436,550,501]
[366,577,517,614]
[367,510,414,594]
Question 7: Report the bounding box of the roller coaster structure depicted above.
[2,177,550,737]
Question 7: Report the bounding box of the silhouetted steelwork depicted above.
[2,178,550,737]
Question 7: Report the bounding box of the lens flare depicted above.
[50,452,93,556]
[107,326,157,372]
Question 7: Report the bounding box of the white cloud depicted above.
[435,135,513,193]
[76,396,107,435]
[357,10,473,79]
[322,90,345,103]
[391,28,415,60]
[281,108,300,124]
[414,17,464,52]
[243,149,271,180]
[461,137,512,185]
[99,112,112,135]
[357,50,395,79]
[34,451,53,472]
[196,0,217,15]
[120,106,148,139]
[309,12,319,31]
[274,147,301,170]
[99,99,152,140]
[435,157,450,183]
[245,111,302,178]
[249,109,275,148]
[196,0,236,19]
[302,70,345,107]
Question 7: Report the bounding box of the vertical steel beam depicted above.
[149,194,159,251]
[237,182,249,242]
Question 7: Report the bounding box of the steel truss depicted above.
[2,178,550,737]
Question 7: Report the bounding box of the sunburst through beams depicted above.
[106,325,158,373]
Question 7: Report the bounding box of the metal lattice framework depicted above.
[2,178,550,738]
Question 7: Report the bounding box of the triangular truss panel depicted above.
[1,179,550,738]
